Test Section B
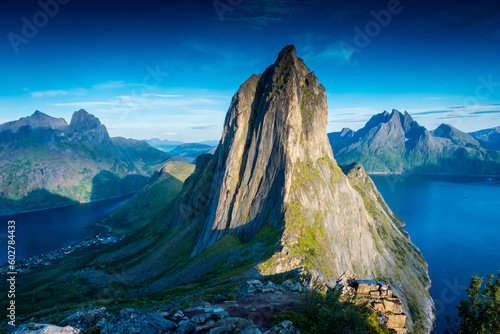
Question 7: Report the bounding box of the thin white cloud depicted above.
[52,102,117,107]
[31,90,68,98]
[301,43,354,65]
[142,94,183,98]
[92,81,127,89]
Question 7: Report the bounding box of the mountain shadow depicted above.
[89,171,150,202]
[0,109,173,214]
[0,189,78,217]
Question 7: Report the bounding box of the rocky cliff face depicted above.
[0,109,173,214]
[160,45,433,332]
[329,110,500,174]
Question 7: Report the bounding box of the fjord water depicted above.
[0,194,133,264]
[371,174,500,333]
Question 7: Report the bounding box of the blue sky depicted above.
[0,0,499,142]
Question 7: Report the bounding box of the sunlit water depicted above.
[371,174,500,333]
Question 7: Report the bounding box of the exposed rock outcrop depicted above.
[335,270,408,334]
[13,324,82,334]
[160,45,433,332]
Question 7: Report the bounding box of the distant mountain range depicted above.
[469,126,500,151]
[143,138,184,152]
[328,110,500,175]
[0,110,176,215]
[145,138,218,162]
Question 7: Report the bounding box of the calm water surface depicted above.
[0,194,133,264]
[371,174,500,334]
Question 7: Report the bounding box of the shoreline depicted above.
[0,192,136,218]
[0,233,122,273]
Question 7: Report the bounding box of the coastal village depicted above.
[0,234,119,275]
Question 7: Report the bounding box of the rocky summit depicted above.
[158,45,433,331]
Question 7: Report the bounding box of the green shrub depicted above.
[84,326,102,334]
[445,272,500,334]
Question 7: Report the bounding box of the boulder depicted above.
[174,320,197,334]
[172,310,185,321]
[58,307,108,330]
[262,320,300,334]
[196,320,217,332]
[213,311,229,320]
[372,302,385,313]
[13,324,83,334]
[383,300,403,314]
[238,280,264,297]
[209,325,233,334]
[241,325,263,334]
[100,308,177,334]
[216,317,253,329]
[338,285,355,295]
[386,314,406,329]
[335,270,357,287]
[356,280,380,295]
[282,280,294,291]
[191,313,212,325]
[191,311,228,325]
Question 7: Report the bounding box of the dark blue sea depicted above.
[0,194,133,264]
[371,174,500,334]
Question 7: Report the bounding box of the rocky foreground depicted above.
[12,272,408,334]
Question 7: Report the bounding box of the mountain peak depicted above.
[187,44,330,257]
[68,109,111,144]
[435,123,454,131]
[69,109,102,132]
[0,110,68,133]
[33,110,47,117]
[276,44,297,63]
[432,123,482,148]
